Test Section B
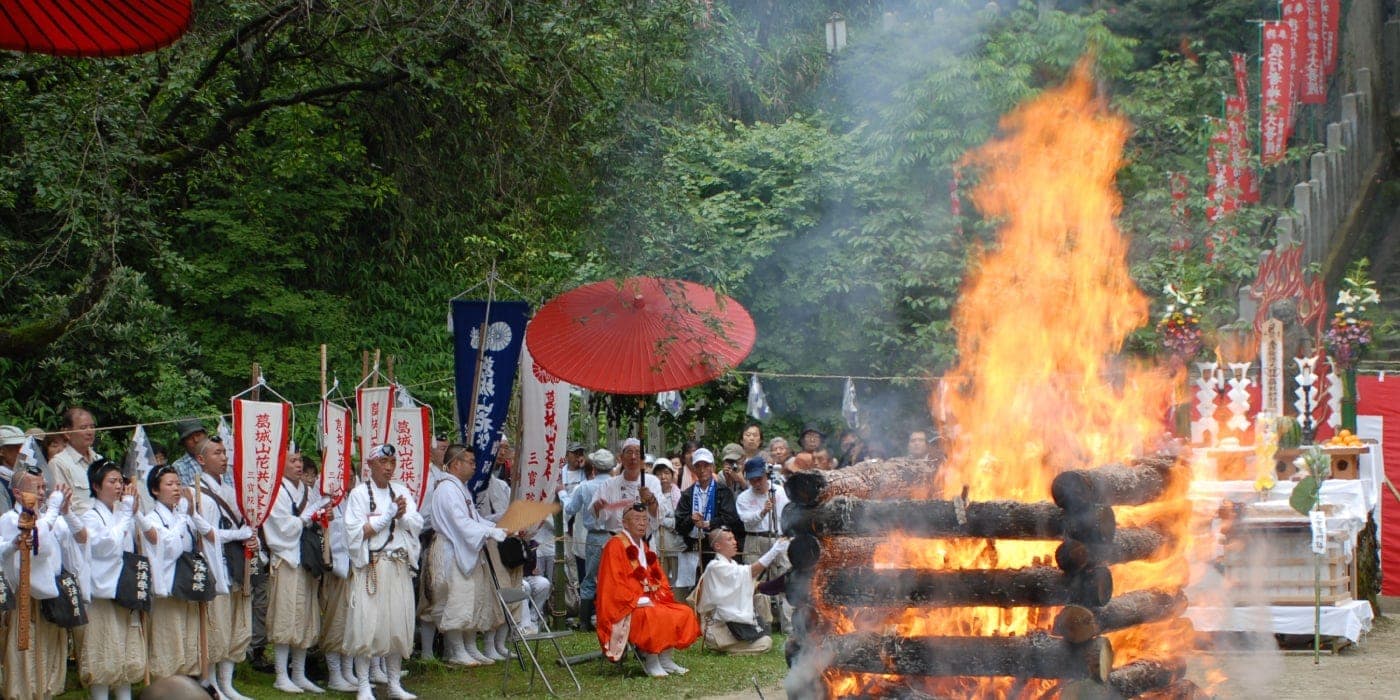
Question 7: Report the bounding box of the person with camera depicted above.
[690,527,789,655]
[424,444,507,667]
[595,504,699,677]
[193,436,258,700]
[564,449,612,631]
[735,456,790,633]
[1,468,87,700]
[80,459,149,700]
[263,445,332,694]
[672,448,742,597]
[344,443,424,700]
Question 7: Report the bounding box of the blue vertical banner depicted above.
[452,300,531,494]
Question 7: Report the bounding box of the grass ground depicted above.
[57,631,789,699]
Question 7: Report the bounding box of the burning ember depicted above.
[782,61,1213,698]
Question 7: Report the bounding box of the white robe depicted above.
[195,472,248,594]
[426,475,493,577]
[144,502,194,597]
[265,479,323,569]
[694,553,758,624]
[81,499,137,600]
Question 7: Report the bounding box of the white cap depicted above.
[692,448,715,465]
[590,449,617,472]
[0,425,25,447]
[652,457,673,471]
[621,437,641,451]
[368,443,396,460]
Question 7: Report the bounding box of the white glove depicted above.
[175,497,190,516]
[45,490,66,513]
[64,512,85,536]
[301,511,317,524]
[373,511,396,533]
[117,495,135,514]
[487,528,508,543]
[190,513,214,536]
[228,526,254,542]
[758,538,790,568]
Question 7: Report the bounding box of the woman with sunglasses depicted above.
[80,459,148,700]
[143,464,202,681]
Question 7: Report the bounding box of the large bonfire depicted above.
[815,60,1215,698]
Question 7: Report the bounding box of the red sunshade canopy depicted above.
[0,0,192,57]
[526,277,757,395]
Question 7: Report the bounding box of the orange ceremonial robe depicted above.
[595,533,700,660]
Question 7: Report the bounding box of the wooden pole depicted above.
[244,364,261,591]
[386,354,395,384]
[371,350,381,387]
[320,345,328,398]
[196,485,209,678]
[320,344,332,565]
[362,350,370,385]
[16,491,35,651]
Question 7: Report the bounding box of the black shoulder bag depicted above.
[290,488,326,578]
[201,487,247,586]
[173,520,217,603]
[113,509,152,612]
[40,568,89,628]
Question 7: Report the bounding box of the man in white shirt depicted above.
[590,438,662,534]
[191,438,258,700]
[344,444,424,700]
[735,456,790,633]
[425,444,506,667]
[263,449,329,694]
[48,407,101,514]
[1,470,87,699]
[689,527,788,655]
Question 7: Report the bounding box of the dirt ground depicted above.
[705,612,1397,699]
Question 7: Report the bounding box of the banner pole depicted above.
[371,350,381,388]
[320,345,328,398]
[362,351,370,384]
[246,363,260,591]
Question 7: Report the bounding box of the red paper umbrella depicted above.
[527,277,757,395]
[0,0,192,57]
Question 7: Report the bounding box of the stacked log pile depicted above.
[782,455,1204,699]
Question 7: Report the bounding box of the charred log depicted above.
[820,565,1112,608]
[1050,459,1184,510]
[1055,528,1169,573]
[1095,589,1189,633]
[784,496,1115,544]
[825,631,1113,682]
[784,458,942,506]
[1107,659,1186,697]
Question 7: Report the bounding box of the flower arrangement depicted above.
[1323,259,1379,371]
[1158,283,1204,360]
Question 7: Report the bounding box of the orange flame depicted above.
[823,59,1214,698]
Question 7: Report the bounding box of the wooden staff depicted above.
[16,491,36,650]
[133,505,151,686]
[243,364,261,593]
[321,345,332,566]
[194,486,209,678]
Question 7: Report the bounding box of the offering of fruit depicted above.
[1326,429,1363,447]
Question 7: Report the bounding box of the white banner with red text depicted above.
[232,399,290,529]
[319,400,354,501]
[356,385,396,465]
[390,405,431,506]
[519,339,571,503]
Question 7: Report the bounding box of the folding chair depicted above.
[488,560,581,696]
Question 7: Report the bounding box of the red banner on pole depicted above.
[390,405,431,506]
[1260,21,1294,166]
[1169,171,1189,223]
[318,400,353,499]
[1300,0,1326,104]
[355,385,396,464]
[1232,52,1248,102]
[1206,119,1237,224]
[1321,0,1339,75]
[232,399,289,529]
[1281,0,1308,109]
[1225,95,1258,203]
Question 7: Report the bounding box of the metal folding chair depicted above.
[489,563,581,696]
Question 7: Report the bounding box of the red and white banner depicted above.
[356,385,396,463]
[1300,0,1326,104]
[232,399,290,529]
[518,339,572,503]
[1260,21,1295,166]
[1321,0,1338,75]
[1281,0,1308,107]
[390,405,431,506]
[318,400,353,500]
[1225,95,1258,203]
[1232,52,1248,102]
[1205,119,1236,223]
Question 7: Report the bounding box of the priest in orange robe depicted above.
[595,503,700,677]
